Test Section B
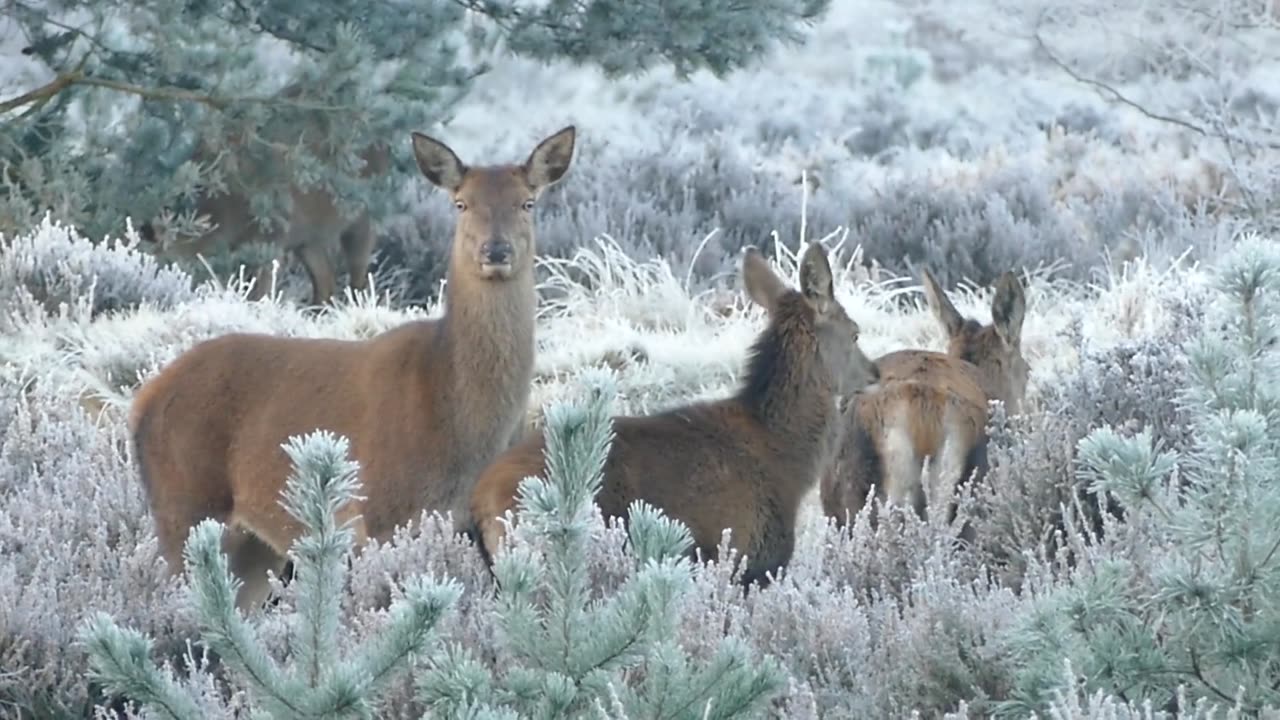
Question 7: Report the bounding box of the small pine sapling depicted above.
[1000,235,1280,716]
[78,430,462,718]
[415,368,785,719]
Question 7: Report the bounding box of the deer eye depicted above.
[521,198,536,211]
[454,199,467,211]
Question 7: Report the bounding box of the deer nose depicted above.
[482,241,513,265]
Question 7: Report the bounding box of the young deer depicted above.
[470,244,882,588]
[141,139,391,306]
[130,125,577,611]
[820,268,1028,530]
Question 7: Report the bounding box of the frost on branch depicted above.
[414,369,786,719]
[79,430,462,718]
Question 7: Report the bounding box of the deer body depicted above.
[146,141,391,306]
[130,126,577,611]
[821,269,1028,529]
[471,244,882,588]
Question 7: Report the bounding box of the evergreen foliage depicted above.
[0,0,830,252]
[77,430,462,718]
[1000,234,1280,716]
[415,369,786,719]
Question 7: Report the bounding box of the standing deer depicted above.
[470,243,882,589]
[129,125,577,611]
[820,268,1029,531]
[141,139,391,307]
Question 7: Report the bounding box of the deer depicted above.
[469,243,883,589]
[141,138,391,307]
[129,124,577,612]
[820,268,1029,535]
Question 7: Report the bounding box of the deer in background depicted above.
[470,243,883,589]
[141,138,391,307]
[129,125,577,612]
[820,268,1029,534]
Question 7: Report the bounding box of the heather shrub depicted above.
[375,137,1220,305]
[5,208,1280,717]
[0,214,198,334]
[999,235,1280,716]
[720,522,1025,718]
[0,368,196,717]
[971,330,1204,590]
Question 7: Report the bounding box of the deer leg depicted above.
[339,213,376,296]
[294,242,336,307]
[223,525,289,614]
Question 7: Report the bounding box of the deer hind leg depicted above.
[880,424,923,519]
[924,407,981,530]
[477,515,509,569]
[222,525,288,613]
[339,212,376,296]
[141,431,234,580]
[294,241,337,307]
[923,432,969,527]
[224,494,369,605]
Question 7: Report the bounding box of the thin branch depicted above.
[0,70,80,116]
[1032,27,1213,139]
[1187,647,1241,706]
[1033,26,1280,152]
[1,68,351,117]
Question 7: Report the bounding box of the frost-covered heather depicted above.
[356,0,1275,304]
[3,0,1279,714]
[5,216,1270,718]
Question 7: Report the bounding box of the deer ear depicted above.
[991,270,1026,347]
[742,246,788,314]
[798,243,834,314]
[921,268,965,338]
[525,125,576,192]
[411,132,467,192]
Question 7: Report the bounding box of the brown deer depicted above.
[141,138,391,306]
[129,125,577,611]
[470,243,882,588]
[820,268,1028,531]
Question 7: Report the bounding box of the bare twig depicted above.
[1031,10,1280,151]
[1033,30,1209,137]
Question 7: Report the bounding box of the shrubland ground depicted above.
[2,0,1278,717]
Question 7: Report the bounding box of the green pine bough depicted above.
[79,368,785,719]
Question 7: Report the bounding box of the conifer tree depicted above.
[78,430,462,718]
[0,0,831,244]
[414,369,786,719]
[1000,235,1280,716]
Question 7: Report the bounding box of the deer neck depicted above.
[737,321,838,485]
[438,263,537,420]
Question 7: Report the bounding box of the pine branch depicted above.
[226,0,333,53]
[1,67,352,116]
[78,614,205,720]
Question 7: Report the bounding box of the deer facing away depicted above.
[129,125,577,611]
[470,243,882,589]
[820,268,1029,531]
